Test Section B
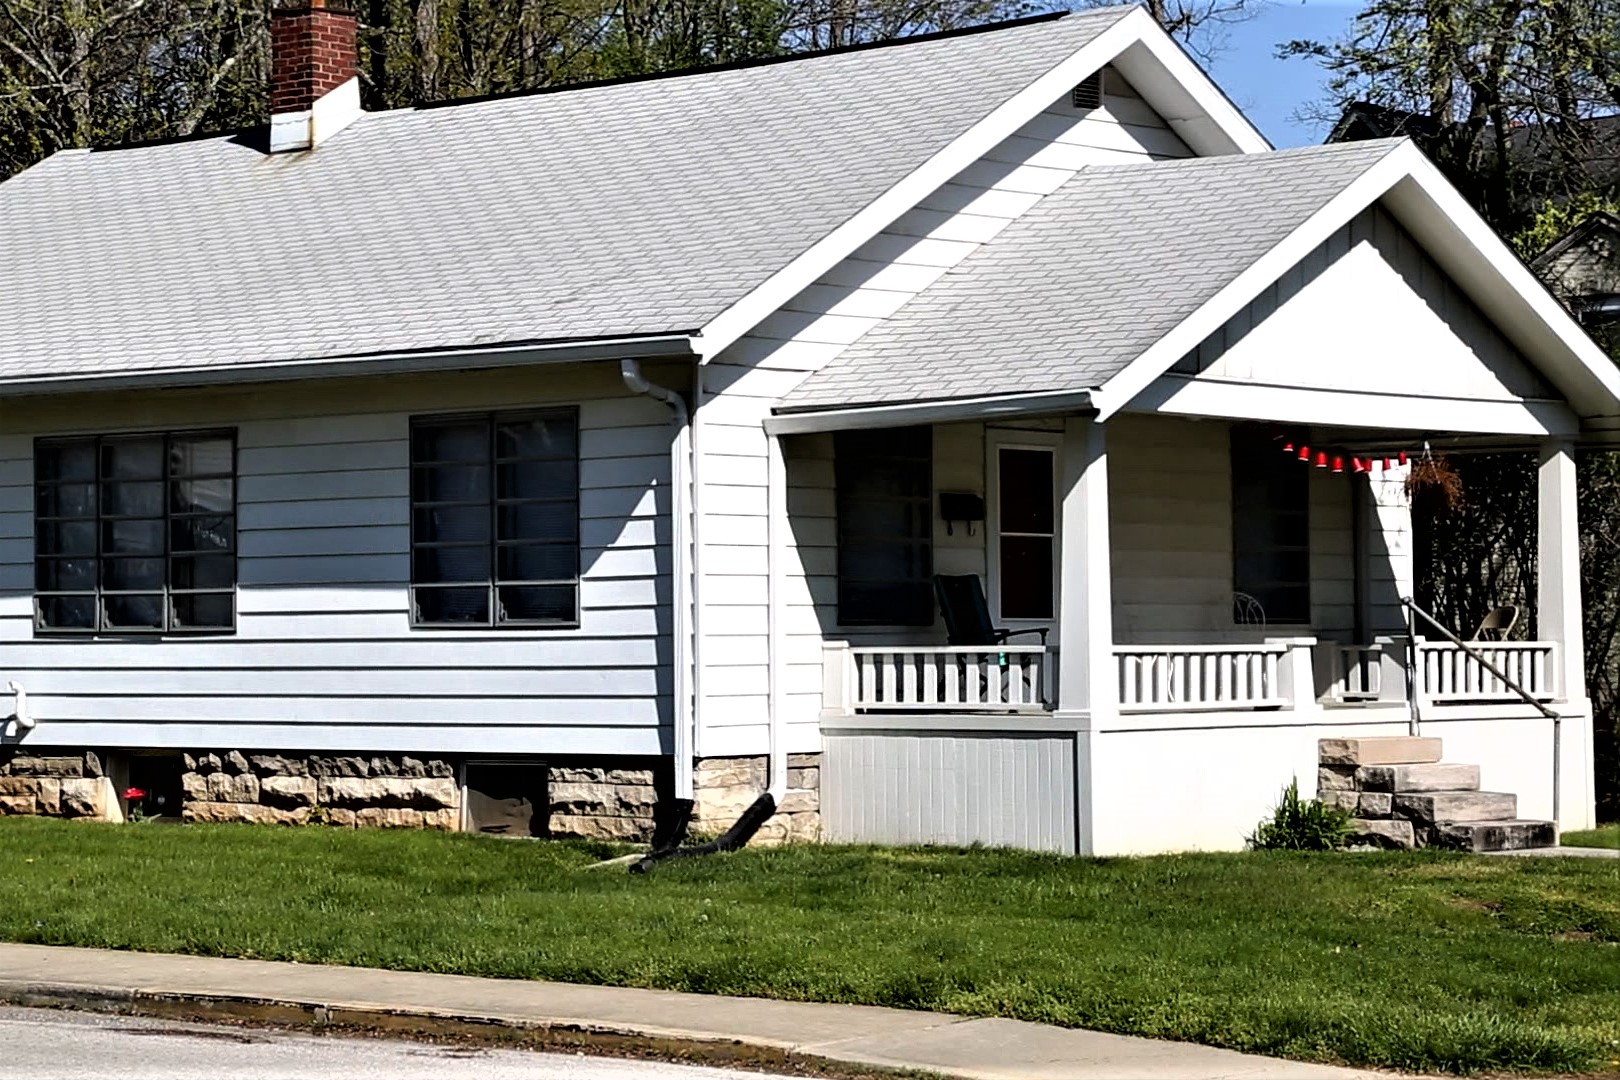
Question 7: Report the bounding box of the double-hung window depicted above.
[34,430,236,633]
[410,410,580,627]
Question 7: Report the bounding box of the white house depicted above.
[0,1,1613,853]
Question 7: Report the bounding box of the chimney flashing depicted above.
[270,77,362,153]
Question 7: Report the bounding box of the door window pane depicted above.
[1000,536,1054,620]
[996,447,1055,621]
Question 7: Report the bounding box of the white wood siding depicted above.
[1107,414,1355,644]
[2,364,676,756]
[698,74,1191,755]
[1178,206,1555,402]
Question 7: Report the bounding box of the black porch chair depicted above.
[933,574,1050,647]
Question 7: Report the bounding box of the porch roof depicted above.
[777,141,1402,413]
[774,138,1620,426]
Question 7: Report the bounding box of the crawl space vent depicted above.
[1071,71,1103,110]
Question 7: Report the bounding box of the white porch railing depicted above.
[1323,644,1386,703]
[1114,643,1298,713]
[822,643,1054,713]
[1417,640,1557,703]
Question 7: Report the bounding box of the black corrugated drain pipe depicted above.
[629,793,777,874]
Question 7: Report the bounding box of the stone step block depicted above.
[1356,763,1481,793]
[1393,790,1517,825]
[1347,818,1416,849]
[1318,736,1442,766]
[1431,819,1558,853]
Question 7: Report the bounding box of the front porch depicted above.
[796,410,1593,854]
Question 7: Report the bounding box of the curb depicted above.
[0,979,941,1080]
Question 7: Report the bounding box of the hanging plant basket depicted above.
[1405,450,1464,513]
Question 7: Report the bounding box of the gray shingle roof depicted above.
[777,139,1405,412]
[0,8,1132,384]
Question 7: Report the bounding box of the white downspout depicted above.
[621,360,694,801]
[765,432,788,801]
[8,681,31,732]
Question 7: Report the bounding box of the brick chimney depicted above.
[269,0,362,153]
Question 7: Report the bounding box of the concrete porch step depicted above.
[1356,763,1480,793]
[1431,819,1558,853]
[1393,790,1517,824]
[1318,736,1443,766]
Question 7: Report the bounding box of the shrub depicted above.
[1249,779,1351,851]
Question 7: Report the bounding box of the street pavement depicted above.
[0,1006,781,1080]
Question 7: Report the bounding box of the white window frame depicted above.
[986,430,1062,629]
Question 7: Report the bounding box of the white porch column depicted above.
[1537,438,1594,830]
[1056,416,1113,854]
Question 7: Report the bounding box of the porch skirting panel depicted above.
[821,727,1078,854]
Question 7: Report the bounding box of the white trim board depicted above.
[1135,375,1580,436]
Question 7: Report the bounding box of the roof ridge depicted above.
[1078,137,1408,175]
[411,7,1132,113]
[81,7,1135,155]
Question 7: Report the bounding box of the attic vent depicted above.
[1071,71,1104,110]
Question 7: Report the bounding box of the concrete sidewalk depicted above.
[0,943,1381,1080]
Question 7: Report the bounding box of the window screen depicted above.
[1231,428,1310,624]
[835,426,932,626]
[410,410,579,627]
[35,430,236,633]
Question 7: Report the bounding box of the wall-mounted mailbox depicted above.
[938,491,986,535]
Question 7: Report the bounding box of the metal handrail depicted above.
[1400,596,1561,824]
[1400,597,1558,720]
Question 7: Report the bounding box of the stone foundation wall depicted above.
[0,752,115,820]
[0,746,823,843]
[693,754,820,844]
[181,753,460,828]
[546,762,661,840]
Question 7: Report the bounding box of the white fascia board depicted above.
[1092,140,1414,420]
[0,335,699,397]
[1379,156,1620,419]
[1135,374,1580,436]
[695,6,1265,361]
[764,390,1095,434]
[1106,34,1270,155]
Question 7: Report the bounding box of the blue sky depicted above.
[1198,1,1364,148]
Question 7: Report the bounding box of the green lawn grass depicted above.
[1563,823,1620,850]
[2,819,1618,1076]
